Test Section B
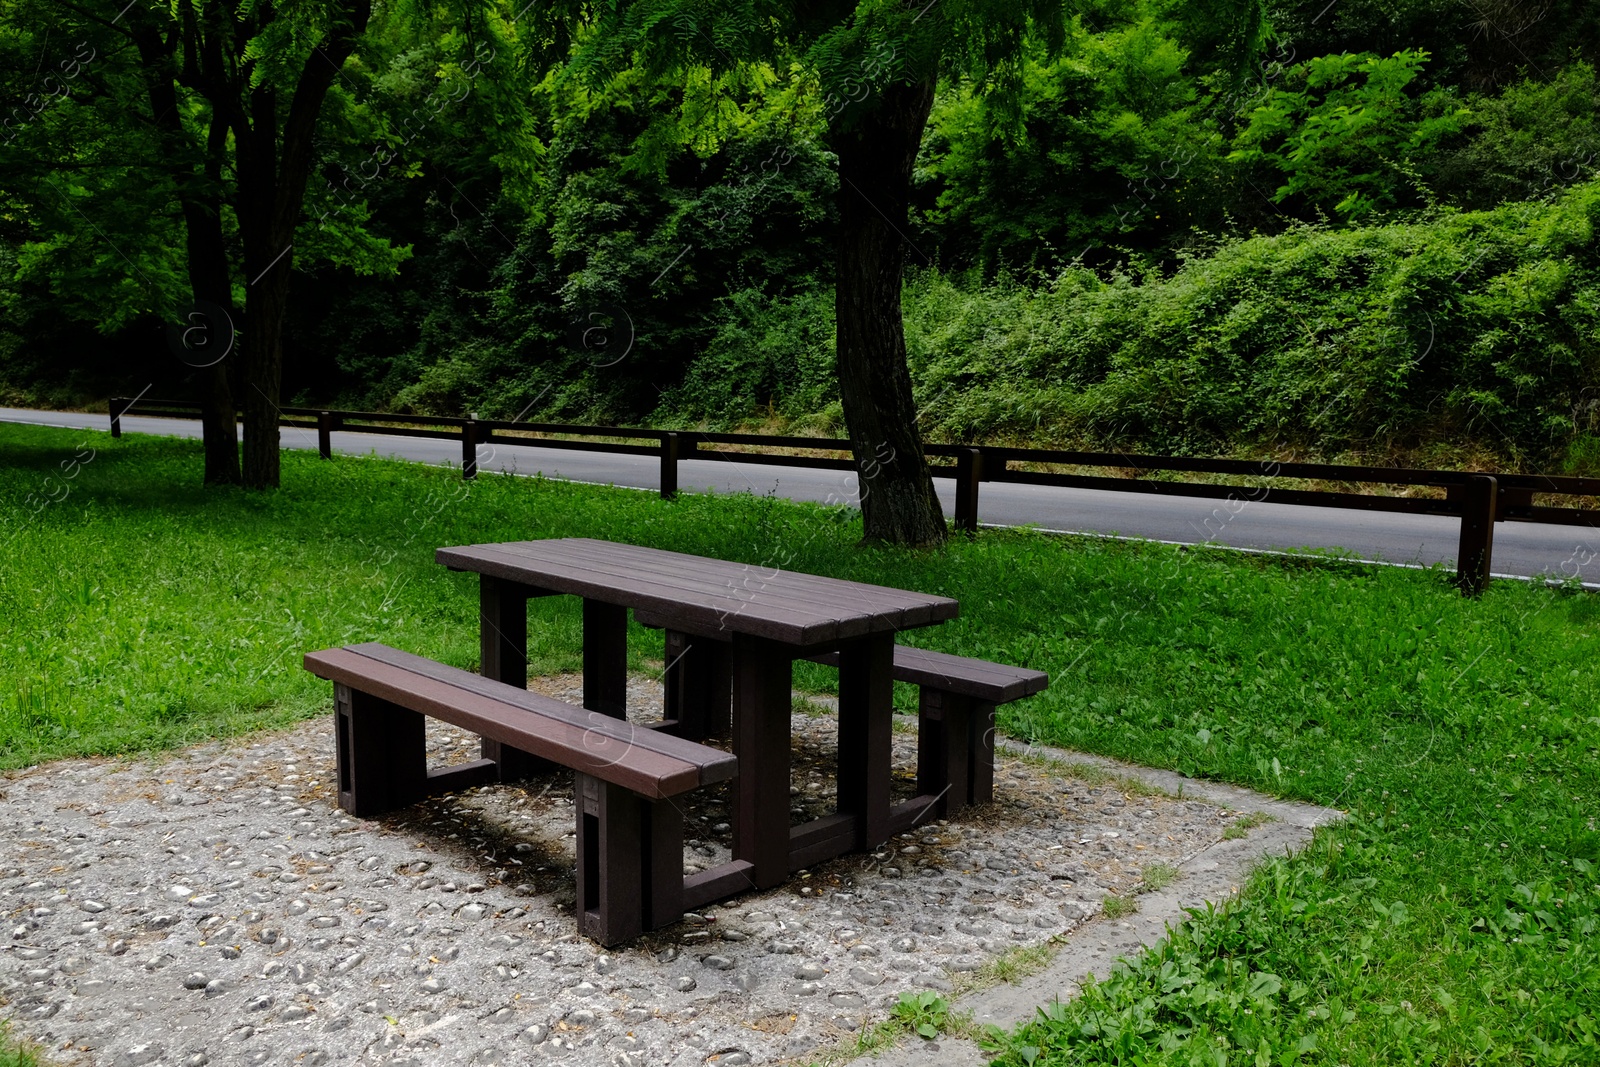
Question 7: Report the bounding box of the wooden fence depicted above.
[109,397,1600,595]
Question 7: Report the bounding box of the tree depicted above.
[1,0,427,487]
[544,1,1265,544]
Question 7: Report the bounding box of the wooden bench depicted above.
[634,611,1048,817]
[302,642,738,946]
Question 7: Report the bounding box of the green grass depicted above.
[3,422,1599,1063]
[0,1023,42,1067]
[1101,893,1140,920]
[1139,862,1182,893]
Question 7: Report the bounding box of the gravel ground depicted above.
[1,677,1240,1067]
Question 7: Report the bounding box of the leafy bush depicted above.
[1228,50,1468,220]
[661,180,1600,467]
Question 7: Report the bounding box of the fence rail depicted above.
[108,397,1600,595]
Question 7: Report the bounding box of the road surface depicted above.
[5,406,1597,584]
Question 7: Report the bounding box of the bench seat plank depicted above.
[814,646,1047,703]
[304,646,733,800]
[343,643,736,782]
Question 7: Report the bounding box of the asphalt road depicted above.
[6,406,1598,584]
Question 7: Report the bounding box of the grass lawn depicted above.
[2,421,1598,1065]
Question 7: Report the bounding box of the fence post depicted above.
[462,418,478,480]
[109,396,127,439]
[1455,474,1497,596]
[317,411,333,460]
[660,432,680,500]
[954,448,984,534]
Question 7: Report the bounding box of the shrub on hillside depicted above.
[666,181,1600,466]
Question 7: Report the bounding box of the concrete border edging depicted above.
[847,741,1345,1067]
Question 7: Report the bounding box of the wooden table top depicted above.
[436,538,959,646]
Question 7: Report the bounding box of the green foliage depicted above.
[1229,49,1469,219]
[917,8,1229,272]
[663,179,1600,465]
[892,990,953,1039]
[0,1022,41,1067]
[1102,893,1140,919]
[900,181,1600,463]
[1430,63,1600,210]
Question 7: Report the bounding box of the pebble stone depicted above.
[0,671,1232,1065]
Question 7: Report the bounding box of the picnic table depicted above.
[435,537,961,894]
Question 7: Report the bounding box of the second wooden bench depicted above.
[636,611,1048,817]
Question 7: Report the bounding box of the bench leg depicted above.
[970,701,998,806]
[837,634,894,851]
[575,774,642,945]
[575,775,685,944]
[663,629,732,740]
[334,683,426,818]
[644,796,686,931]
[917,688,973,817]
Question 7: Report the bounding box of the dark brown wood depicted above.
[731,634,794,889]
[309,643,733,947]
[643,797,685,930]
[1002,470,1465,518]
[1457,474,1498,596]
[436,539,959,647]
[576,774,643,946]
[662,629,732,740]
[787,813,858,871]
[109,397,127,439]
[462,418,479,480]
[837,634,894,851]
[557,540,948,630]
[918,687,971,817]
[810,645,1048,704]
[333,682,426,817]
[342,643,732,777]
[955,448,983,534]
[304,646,735,799]
[660,432,680,500]
[317,411,333,460]
[478,577,546,780]
[424,758,498,794]
[583,599,629,719]
[887,795,940,834]
[971,701,998,805]
[682,860,757,910]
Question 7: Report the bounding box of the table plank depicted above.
[437,539,958,646]
[441,542,856,641]
[550,539,952,629]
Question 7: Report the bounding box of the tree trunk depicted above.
[134,27,239,484]
[190,117,241,486]
[236,108,290,492]
[229,0,372,490]
[830,77,947,546]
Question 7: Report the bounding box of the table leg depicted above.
[479,576,546,781]
[663,629,732,740]
[837,633,894,851]
[583,599,629,719]
[731,634,792,889]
